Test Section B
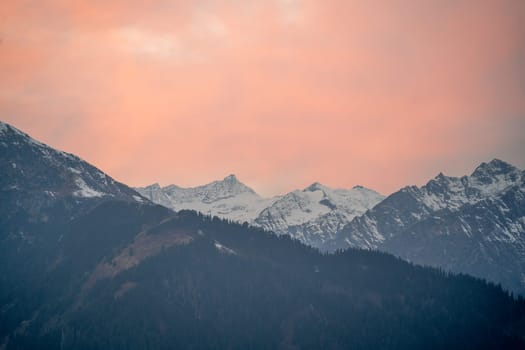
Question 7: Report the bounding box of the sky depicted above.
[1,0,524,196]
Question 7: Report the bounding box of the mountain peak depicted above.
[223,174,239,182]
[1,120,27,138]
[431,172,449,183]
[0,120,9,133]
[218,174,253,191]
[0,120,79,161]
[305,182,326,192]
[471,159,517,178]
[1,120,146,205]
[351,185,381,195]
[145,183,162,190]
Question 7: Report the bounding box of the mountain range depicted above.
[136,178,384,249]
[1,120,525,349]
[136,158,525,294]
[333,158,525,294]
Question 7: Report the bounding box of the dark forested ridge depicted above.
[1,121,525,349]
[2,204,525,350]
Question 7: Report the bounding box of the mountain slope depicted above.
[332,159,525,294]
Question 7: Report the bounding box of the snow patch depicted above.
[214,241,236,255]
[68,167,82,174]
[133,195,145,203]
[73,178,106,198]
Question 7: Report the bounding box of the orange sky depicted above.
[1,0,524,195]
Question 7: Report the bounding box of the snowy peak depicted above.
[254,183,384,243]
[1,121,77,160]
[213,174,247,193]
[136,174,384,248]
[305,182,328,192]
[1,120,27,136]
[425,159,521,189]
[470,159,522,191]
[472,159,518,178]
[340,159,524,243]
[145,183,162,190]
[135,175,272,223]
[0,121,18,136]
[338,158,524,249]
[334,159,525,294]
[348,185,383,197]
[223,174,240,184]
[208,174,257,199]
[157,174,258,204]
[417,159,524,212]
[1,120,142,202]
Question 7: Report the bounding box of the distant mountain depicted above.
[134,150,525,294]
[136,179,384,249]
[135,175,276,223]
[254,183,384,249]
[331,159,525,294]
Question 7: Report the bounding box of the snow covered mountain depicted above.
[136,178,384,248]
[135,175,276,223]
[254,183,384,248]
[0,121,146,221]
[331,159,525,294]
